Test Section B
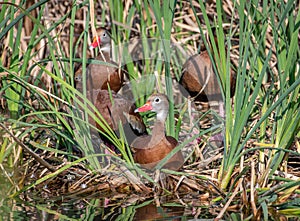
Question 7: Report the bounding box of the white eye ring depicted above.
[154,97,160,103]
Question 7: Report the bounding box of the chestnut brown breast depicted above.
[75,60,123,93]
[132,135,184,171]
[75,28,123,94]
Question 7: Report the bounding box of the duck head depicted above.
[135,93,169,122]
[89,28,111,51]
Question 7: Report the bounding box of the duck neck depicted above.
[149,110,168,145]
[152,119,165,136]
[98,44,111,61]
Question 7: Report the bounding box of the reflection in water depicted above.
[134,203,184,221]
[0,191,296,220]
[1,195,190,221]
[0,198,88,220]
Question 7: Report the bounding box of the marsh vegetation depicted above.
[0,0,299,220]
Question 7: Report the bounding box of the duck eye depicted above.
[154,97,160,103]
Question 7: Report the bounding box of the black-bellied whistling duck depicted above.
[94,89,146,144]
[75,28,123,96]
[180,50,236,147]
[131,93,184,170]
[180,51,236,103]
[74,29,144,145]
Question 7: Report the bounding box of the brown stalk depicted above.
[0,123,56,172]
[250,160,258,216]
[215,179,242,221]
